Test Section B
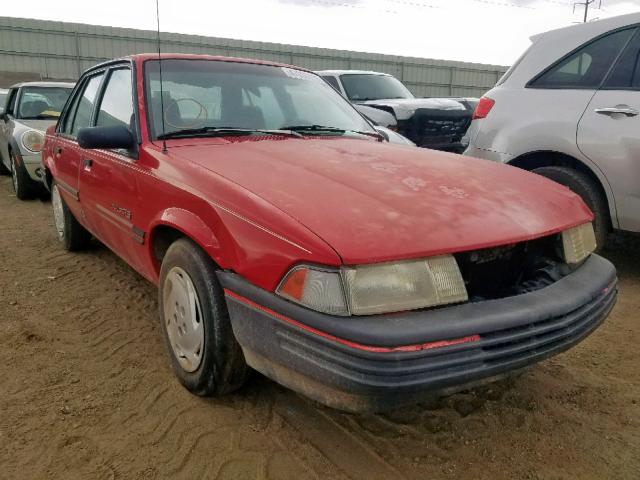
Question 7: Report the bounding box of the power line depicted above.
[574,0,602,22]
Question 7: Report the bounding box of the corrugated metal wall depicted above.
[0,16,507,96]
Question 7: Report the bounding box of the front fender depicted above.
[155,207,220,250]
[147,207,235,282]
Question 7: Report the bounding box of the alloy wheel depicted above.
[51,185,65,240]
[10,154,19,194]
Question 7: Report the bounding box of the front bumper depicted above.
[19,151,44,182]
[218,254,617,412]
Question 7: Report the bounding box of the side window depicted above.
[605,29,640,89]
[96,69,134,129]
[321,75,341,92]
[68,73,104,137]
[6,89,18,116]
[530,28,635,89]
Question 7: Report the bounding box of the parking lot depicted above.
[0,175,637,479]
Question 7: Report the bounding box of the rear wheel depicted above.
[51,182,92,251]
[159,238,249,396]
[10,150,38,200]
[533,166,609,251]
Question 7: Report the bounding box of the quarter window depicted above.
[321,75,341,92]
[67,73,104,136]
[605,29,640,89]
[530,28,635,89]
[96,69,134,129]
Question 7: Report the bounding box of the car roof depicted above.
[84,53,313,75]
[9,81,75,89]
[530,12,640,43]
[504,12,640,88]
[315,70,391,76]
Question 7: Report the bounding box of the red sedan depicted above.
[42,54,617,412]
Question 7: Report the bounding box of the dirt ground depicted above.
[0,175,638,480]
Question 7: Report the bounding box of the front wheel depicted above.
[533,166,610,252]
[10,151,38,200]
[51,182,92,251]
[159,238,249,396]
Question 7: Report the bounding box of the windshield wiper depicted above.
[157,127,303,140]
[282,124,383,141]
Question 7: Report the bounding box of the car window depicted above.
[605,29,640,90]
[243,87,286,127]
[0,93,7,112]
[96,69,134,129]
[530,28,635,89]
[145,60,375,139]
[321,75,341,92]
[6,89,17,116]
[340,74,413,101]
[68,73,104,137]
[17,87,72,120]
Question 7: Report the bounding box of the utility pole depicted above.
[574,0,602,23]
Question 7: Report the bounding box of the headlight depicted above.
[21,130,44,153]
[276,255,468,316]
[562,222,596,264]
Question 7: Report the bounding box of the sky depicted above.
[2,0,640,66]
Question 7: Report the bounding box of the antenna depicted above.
[155,0,168,153]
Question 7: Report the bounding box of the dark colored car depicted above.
[316,70,477,152]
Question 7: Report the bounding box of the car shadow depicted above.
[601,232,640,281]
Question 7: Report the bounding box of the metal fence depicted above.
[0,16,507,97]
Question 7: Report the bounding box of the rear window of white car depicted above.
[529,28,635,89]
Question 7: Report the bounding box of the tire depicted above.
[159,238,249,396]
[51,182,92,251]
[0,153,10,175]
[10,150,38,200]
[533,166,610,251]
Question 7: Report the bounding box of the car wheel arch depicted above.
[148,208,235,280]
[508,150,617,229]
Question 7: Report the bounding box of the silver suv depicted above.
[0,81,74,199]
[464,13,640,249]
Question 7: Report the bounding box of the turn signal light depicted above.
[472,97,495,120]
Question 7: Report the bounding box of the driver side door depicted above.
[77,66,145,269]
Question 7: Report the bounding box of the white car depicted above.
[464,13,640,249]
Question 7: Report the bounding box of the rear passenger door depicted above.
[77,66,144,268]
[53,72,105,222]
[578,27,640,232]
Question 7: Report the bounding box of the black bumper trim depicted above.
[218,255,617,411]
[217,254,616,348]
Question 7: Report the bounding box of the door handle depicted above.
[54,146,63,157]
[594,106,639,117]
[83,158,93,171]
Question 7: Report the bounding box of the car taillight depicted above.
[472,97,495,120]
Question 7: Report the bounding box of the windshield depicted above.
[144,59,375,139]
[340,74,413,101]
[17,87,72,119]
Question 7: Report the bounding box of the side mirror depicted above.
[77,125,135,150]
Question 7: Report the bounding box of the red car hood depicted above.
[171,138,593,264]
